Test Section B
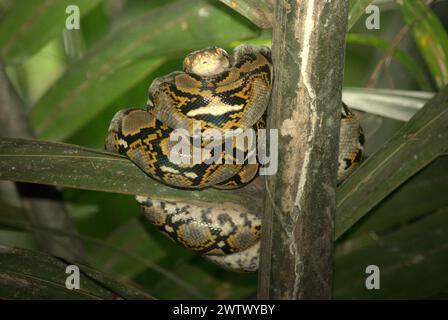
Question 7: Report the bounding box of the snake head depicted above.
[183,47,230,77]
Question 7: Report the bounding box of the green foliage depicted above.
[0,245,153,299]
[397,0,448,89]
[0,138,239,202]
[336,87,448,239]
[346,34,432,90]
[31,0,257,141]
[0,0,100,63]
[0,0,448,299]
[348,0,375,31]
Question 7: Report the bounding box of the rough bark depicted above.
[258,0,349,299]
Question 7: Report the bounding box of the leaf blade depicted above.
[0,137,240,203]
[348,0,375,31]
[31,0,257,141]
[0,0,100,63]
[397,0,448,88]
[336,85,448,239]
[0,245,154,299]
[342,87,434,121]
[346,33,433,90]
[218,0,374,31]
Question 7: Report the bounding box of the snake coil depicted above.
[105,45,364,272]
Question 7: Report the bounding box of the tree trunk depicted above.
[258,0,349,299]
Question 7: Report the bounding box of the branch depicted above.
[0,138,264,215]
[219,0,274,28]
[220,0,373,30]
[258,1,349,299]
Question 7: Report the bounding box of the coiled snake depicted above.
[105,45,364,272]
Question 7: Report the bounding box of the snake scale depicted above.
[105,45,364,272]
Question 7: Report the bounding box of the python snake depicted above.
[105,45,364,272]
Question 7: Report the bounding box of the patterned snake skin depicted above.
[105,45,364,272]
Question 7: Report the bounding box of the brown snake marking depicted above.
[106,45,364,272]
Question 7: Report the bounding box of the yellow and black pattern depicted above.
[148,46,272,133]
[105,45,364,272]
[106,108,245,188]
[338,103,365,182]
[137,197,261,256]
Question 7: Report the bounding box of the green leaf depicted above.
[348,0,374,31]
[0,212,204,299]
[219,0,374,31]
[346,34,433,90]
[219,0,274,28]
[138,256,257,299]
[0,245,154,299]
[3,79,448,245]
[336,85,448,239]
[347,156,448,237]
[32,55,165,142]
[0,0,100,63]
[65,59,187,148]
[0,230,36,251]
[397,0,448,88]
[334,208,448,298]
[0,137,241,204]
[95,219,169,278]
[2,83,448,245]
[342,87,434,121]
[31,0,257,141]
